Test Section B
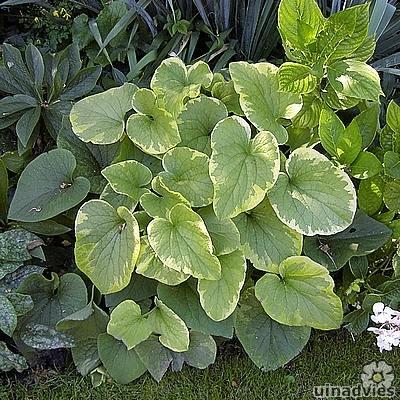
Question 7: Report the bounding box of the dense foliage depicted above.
[0,0,400,387]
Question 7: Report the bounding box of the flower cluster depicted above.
[368,302,400,352]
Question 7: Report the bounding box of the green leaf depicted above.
[358,176,384,215]
[140,176,190,219]
[316,4,369,64]
[177,96,228,156]
[102,160,152,202]
[0,159,8,222]
[384,151,400,179]
[210,116,280,219]
[387,100,400,134]
[349,256,368,279]
[0,341,28,372]
[348,152,382,180]
[151,58,213,116]
[182,331,216,369]
[303,210,392,270]
[384,181,400,213]
[255,256,343,330]
[100,183,136,211]
[235,288,310,371]
[60,66,102,101]
[136,237,189,286]
[105,274,157,308]
[233,198,302,271]
[159,147,213,207]
[278,63,318,94]
[148,203,221,280]
[16,107,41,147]
[18,272,88,329]
[70,83,137,144]
[126,88,181,155]
[97,333,146,384]
[327,60,382,101]
[21,323,75,350]
[107,299,152,349]
[268,148,356,235]
[197,250,246,321]
[322,84,359,110]
[0,294,17,336]
[278,0,324,50]
[8,149,90,223]
[0,229,43,263]
[0,262,21,280]
[211,79,242,115]
[230,62,302,144]
[319,109,362,165]
[25,44,44,87]
[157,281,234,338]
[197,206,240,256]
[354,104,379,149]
[57,122,118,194]
[75,200,140,294]
[134,336,173,382]
[148,298,189,352]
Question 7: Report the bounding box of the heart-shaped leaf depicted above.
[210,116,280,219]
[255,256,343,330]
[268,148,356,235]
[8,149,90,222]
[75,200,140,294]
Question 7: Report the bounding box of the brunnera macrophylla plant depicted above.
[3,0,399,384]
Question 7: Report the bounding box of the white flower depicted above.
[371,302,400,324]
[368,327,400,352]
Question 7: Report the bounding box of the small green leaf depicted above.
[358,176,384,215]
[387,100,400,134]
[236,288,310,371]
[157,281,234,338]
[148,298,189,352]
[102,160,152,202]
[349,152,382,180]
[384,151,400,179]
[210,116,280,219]
[148,203,221,280]
[268,148,356,235]
[319,109,362,165]
[16,107,41,147]
[230,62,302,144]
[197,206,240,256]
[0,341,28,372]
[211,79,242,115]
[151,58,213,116]
[75,200,140,294]
[0,295,17,336]
[384,181,400,213]
[8,149,90,223]
[159,147,213,207]
[198,250,246,321]
[136,237,189,286]
[126,88,181,155]
[278,0,324,50]
[177,96,228,155]
[255,256,343,330]
[107,300,153,350]
[278,63,318,94]
[97,333,146,384]
[70,83,137,144]
[233,198,302,271]
[327,60,382,101]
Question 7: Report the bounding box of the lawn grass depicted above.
[2,331,400,400]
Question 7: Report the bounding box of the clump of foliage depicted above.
[1,0,399,386]
[0,43,101,153]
